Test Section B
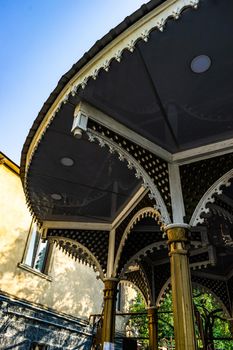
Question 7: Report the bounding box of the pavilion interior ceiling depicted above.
[21,0,233,317]
[77,0,233,152]
[27,125,142,223]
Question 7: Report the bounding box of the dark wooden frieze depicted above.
[124,268,151,306]
[180,153,233,221]
[117,217,164,276]
[114,193,155,257]
[88,120,171,215]
[191,274,231,314]
[47,229,109,275]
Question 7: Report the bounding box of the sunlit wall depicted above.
[0,153,103,318]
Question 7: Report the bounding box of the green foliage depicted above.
[158,292,174,341]
[128,288,232,350]
[129,293,149,348]
[193,288,232,350]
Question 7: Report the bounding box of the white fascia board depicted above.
[172,138,233,165]
[42,221,112,231]
[81,101,172,162]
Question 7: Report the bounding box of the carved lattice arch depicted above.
[156,278,231,318]
[119,279,148,307]
[113,207,163,276]
[190,169,233,226]
[121,241,167,279]
[48,236,105,280]
[87,129,171,226]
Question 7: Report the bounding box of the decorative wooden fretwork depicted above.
[117,217,164,276]
[124,267,151,306]
[191,274,231,314]
[88,121,171,215]
[47,229,109,277]
[115,193,156,251]
[180,153,233,222]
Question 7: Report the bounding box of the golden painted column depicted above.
[101,278,118,349]
[147,306,158,350]
[165,224,197,350]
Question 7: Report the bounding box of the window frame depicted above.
[20,220,53,277]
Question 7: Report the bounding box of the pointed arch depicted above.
[192,282,231,318]
[121,262,153,307]
[120,241,167,278]
[190,169,233,226]
[87,129,170,226]
[113,207,164,277]
[156,277,231,319]
[119,279,148,307]
[47,235,105,280]
[156,277,171,307]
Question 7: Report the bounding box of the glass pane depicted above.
[34,240,48,272]
[25,224,38,266]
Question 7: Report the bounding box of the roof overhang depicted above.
[21,0,233,226]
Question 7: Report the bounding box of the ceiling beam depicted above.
[42,221,111,231]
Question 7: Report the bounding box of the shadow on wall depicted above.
[0,161,104,319]
[0,237,104,318]
[49,247,104,317]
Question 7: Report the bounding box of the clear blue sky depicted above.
[0,0,147,165]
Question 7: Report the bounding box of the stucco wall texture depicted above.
[0,159,103,318]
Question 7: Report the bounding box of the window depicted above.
[23,222,51,274]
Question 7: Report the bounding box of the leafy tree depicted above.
[128,293,149,348]
[128,288,232,350]
[193,288,232,350]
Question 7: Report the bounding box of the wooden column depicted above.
[147,306,158,350]
[101,278,118,349]
[166,225,197,350]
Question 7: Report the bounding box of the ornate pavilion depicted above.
[21,0,233,349]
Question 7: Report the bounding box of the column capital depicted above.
[103,277,119,282]
[165,224,190,245]
[103,279,118,301]
[164,223,190,231]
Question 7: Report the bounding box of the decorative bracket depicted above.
[113,207,166,277]
[190,169,233,226]
[87,129,171,225]
[47,236,105,280]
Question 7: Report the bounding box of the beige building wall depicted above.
[0,153,103,318]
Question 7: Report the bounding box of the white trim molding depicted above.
[112,186,148,229]
[87,129,171,226]
[113,207,163,277]
[168,163,186,223]
[42,221,111,231]
[190,169,233,226]
[25,0,200,176]
[106,229,116,278]
[120,241,167,278]
[173,137,233,165]
[47,236,105,280]
[119,279,148,307]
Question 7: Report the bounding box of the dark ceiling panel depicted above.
[80,0,233,152]
[142,0,233,150]
[82,46,177,150]
[28,112,141,223]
